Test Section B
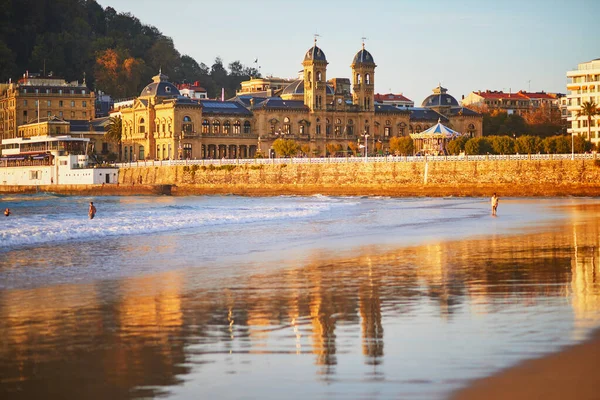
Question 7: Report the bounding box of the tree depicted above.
[326,143,340,157]
[389,137,414,156]
[576,101,599,141]
[489,135,514,154]
[465,137,492,155]
[104,115,122,160]
[300,143,311,157]
[348,141,359,156]
[446,136,469,155]
[573,135,595,153]
[272,138,299,158]
[515,135,542,154]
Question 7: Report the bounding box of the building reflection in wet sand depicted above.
[1,214,600,399]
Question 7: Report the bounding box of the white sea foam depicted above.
[0,198,356,250]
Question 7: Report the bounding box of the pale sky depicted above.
[96,0,598,104]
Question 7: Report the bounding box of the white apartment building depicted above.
[567,58,600,144]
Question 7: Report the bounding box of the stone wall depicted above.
[115,159,600,197]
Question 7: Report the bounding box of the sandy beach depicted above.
[451,328,600,400]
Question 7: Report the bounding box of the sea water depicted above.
[0,195,599,399]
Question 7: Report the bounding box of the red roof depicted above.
[475,90,554,100]
[475,90,526,100]
[518,91,554,99]
[374,93,412,102]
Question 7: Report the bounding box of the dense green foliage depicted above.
[389,136,414,156]
[448,135,594,155]
[0,0,260,98]
[482,109,564,138]
[272,138,300,158]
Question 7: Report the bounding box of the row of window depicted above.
[21,88,87,95]
[200,120,251,134]
[24,100,87,108]
[23,110,87,119]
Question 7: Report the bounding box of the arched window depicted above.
[468,123,476,138]
[386,120,391,126]
[243,121,251,134]
[307,71,312,83]
[233,120,241,134]
[138,117,145,134]
[139,145,145,160]
[398,122,406,136]
[409,125,414,135]
[416,125,422,132]
[357,74,361,84]
[223,120,231,135]
[283,117,290,134]
[212,120,220,134]
[317,71,322,82]
[156,145,160,159]
[202,119,209,134]
[366,73,370,85]
[182,116,193,133]
[326,118,331,136]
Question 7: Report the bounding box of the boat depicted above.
[0,135,118,185]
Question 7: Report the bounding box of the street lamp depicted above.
[362,130,369,160]
[571,131,574,160]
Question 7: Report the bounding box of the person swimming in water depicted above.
[88,202,96,219]
[4,208,10,217]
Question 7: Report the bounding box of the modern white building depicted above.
[0,135,118,185]
[567,58,600,144]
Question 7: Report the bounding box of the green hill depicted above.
[0,0,260,98]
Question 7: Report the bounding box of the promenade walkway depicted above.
[114,153,598,169]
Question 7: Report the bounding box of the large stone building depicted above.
[462,89,562,117]
[119,41,482,160]
[566,58,600,144]
[0,72,95,141]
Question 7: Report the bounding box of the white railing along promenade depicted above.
[114,153,598,169]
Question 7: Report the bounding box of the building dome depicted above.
[421,85,459,107]
[352,47,375,65]
[304,45,327,62]
[140,70,180,98]
[281,79,334,96]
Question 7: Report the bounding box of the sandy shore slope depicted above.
[450,329,600,400]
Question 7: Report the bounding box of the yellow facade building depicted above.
[0,72,95,141]
[120,41,482,160]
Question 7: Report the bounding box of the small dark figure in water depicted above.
[88,202,96,220]
[4,208,10,217]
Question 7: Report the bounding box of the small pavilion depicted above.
[410,119,466,155]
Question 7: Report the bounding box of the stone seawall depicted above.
[3,159,600,197]
[115,159,600,197]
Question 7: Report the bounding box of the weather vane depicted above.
[314,33,320,44]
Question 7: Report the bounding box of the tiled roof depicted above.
[374,93,412,102]
[474,90,554,100]
[199,100,252,115]
[375,104,410,114]
[68,117,110,132]
[449,107,480,116]
[408,107,448,122]
[253,97,308,111]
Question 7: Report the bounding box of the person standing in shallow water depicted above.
[491,193,499,216]
[88,202,96,219]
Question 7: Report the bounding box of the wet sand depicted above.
[450,328,600,400]
[3,182,600,197]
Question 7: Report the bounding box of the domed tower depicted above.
[302,38,328,111]
[139,69,180,104]
[351,42,376,111]
[421,85,459,116]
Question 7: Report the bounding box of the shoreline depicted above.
[2,183,600,197]
[450,328,600,400]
